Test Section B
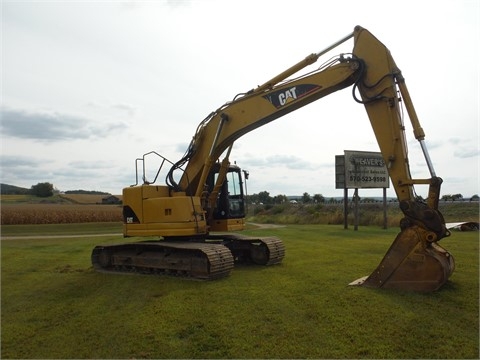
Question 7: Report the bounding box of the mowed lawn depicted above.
[1,224,478,359]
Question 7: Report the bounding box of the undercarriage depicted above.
[91,234,285,280]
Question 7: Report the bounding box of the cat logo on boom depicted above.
[279,86,298,106]
[263,84,321,109]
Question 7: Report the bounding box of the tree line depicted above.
[1,182,110,197]
[247,191,326,205]
[2,182,477,203]
[247,191,479,204]
[441,194,479,202]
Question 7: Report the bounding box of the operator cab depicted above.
[206,163,246,232]
[207,163,246,220]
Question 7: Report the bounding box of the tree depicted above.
[441,194,463,202]
[257,191,272,204]
[30,182,54,197]
[302,192,312,203]
[452,194,463,201]
[313,194,325,203]
[273,194,288,204]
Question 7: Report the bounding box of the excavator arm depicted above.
[348,28,454,291]
[111,26,454,290]
[173,56,360,197]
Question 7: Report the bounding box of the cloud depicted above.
[241,154,318,170]
[1,107,126,141]
[267,155,317,170]
[111,103,136,117]
[67,160,117,170]
[86,102,136,118]
[1,1,477,197]
[0,154,131,192]
[0,155,39,168]
[119,0,191,11]
[453,147,480,159]
[175,142,191,154]
[447,138,480,158]
[0,155,53,185]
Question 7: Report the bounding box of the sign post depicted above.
[383,187,387,229]
[354,188,359,231]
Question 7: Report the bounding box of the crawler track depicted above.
[91,235,285,280]
[91,241,234,280]
[208,234,285,265]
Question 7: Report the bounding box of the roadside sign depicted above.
[335,151,389,189]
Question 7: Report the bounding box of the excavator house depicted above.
[92,26,455,292]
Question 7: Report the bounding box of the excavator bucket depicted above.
[351,225,455,292]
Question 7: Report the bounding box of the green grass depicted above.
[1,222,122,237]
[1,225,478,358]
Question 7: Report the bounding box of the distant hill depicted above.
[0,184,30,195]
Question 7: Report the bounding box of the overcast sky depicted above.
[1,0,479,199]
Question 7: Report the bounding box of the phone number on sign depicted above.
[349,176,387,182]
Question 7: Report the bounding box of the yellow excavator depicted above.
[92,26,454,291]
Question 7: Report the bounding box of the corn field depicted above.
[1,204,122,225]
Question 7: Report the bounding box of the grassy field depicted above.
[1,224,478,359]
[1,222,122,237]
